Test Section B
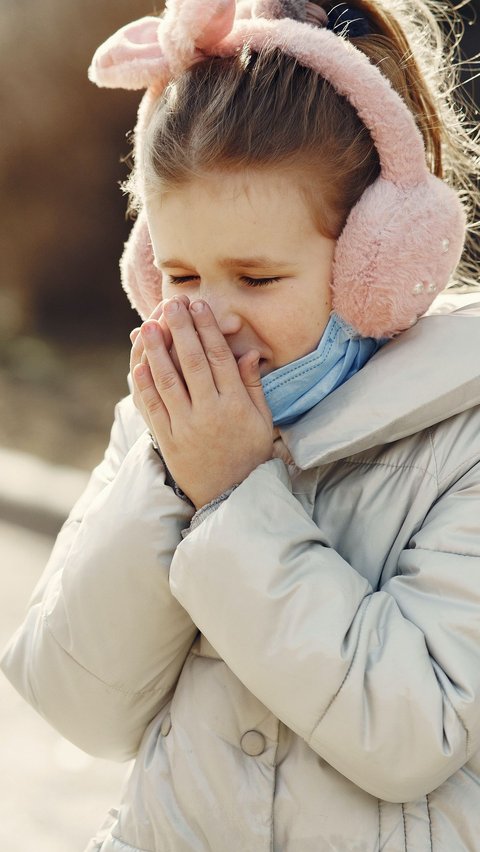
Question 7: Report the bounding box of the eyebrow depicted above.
[157,255,294,270]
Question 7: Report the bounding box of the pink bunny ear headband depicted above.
[89,0,466,338]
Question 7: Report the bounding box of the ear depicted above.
[88,16,170,90]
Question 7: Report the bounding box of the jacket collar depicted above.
[280,302,480,469]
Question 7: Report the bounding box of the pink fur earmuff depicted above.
[88,0,467,338]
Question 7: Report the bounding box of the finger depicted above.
[187,300,238,394]
[130,324,146,376]
[148,304,172,352]
[129,327,160,436]
[149,303,164,320]
[149,294,190,320]
[129,332,152,427]
[151,295,190,352]
[237,350,272,423]
[132,362,171,436]
[157,315,173,353]
[169,343,183,376]
[162,298,219,403]
[141,320,191,414]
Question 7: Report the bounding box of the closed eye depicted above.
[166,275,281,287]
[165,275,199,285]
[242,276,281,287]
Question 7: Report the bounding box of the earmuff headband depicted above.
[89,0,466,337]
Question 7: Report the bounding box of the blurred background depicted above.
[1,4,155,851]
[0,1,478,850]
[0,0,156,471]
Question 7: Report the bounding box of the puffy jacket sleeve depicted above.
[169,455,480,803]
[1,395,196,761]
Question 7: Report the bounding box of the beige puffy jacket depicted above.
[3,304,480,852]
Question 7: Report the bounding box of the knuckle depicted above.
[205,344,232,366]
[182,350,206,373]
[148,397,165,416]
[156,370,178,392]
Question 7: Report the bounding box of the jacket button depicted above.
[160,713,172,737]
[240,730,266,756]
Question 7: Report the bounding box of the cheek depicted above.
[263,303,314,362]
[283,298,322,342]
[277,299,330,361]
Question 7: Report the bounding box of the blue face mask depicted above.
[260,312,388,427]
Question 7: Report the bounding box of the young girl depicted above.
[3,0,480,849]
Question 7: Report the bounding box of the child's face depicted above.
[146,169,336,376]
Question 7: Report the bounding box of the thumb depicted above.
[237,350,272,421]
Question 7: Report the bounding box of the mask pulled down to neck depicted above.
[260,312,387,428]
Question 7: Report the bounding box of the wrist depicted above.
[188,455,271,509]
[149,433,195,508]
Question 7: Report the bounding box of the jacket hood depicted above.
[281,299,480,469]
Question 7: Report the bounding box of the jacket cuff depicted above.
[181,485,239,539]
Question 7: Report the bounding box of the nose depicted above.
[201,290,243,337]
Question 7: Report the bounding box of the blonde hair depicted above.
[122,0,480,288]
